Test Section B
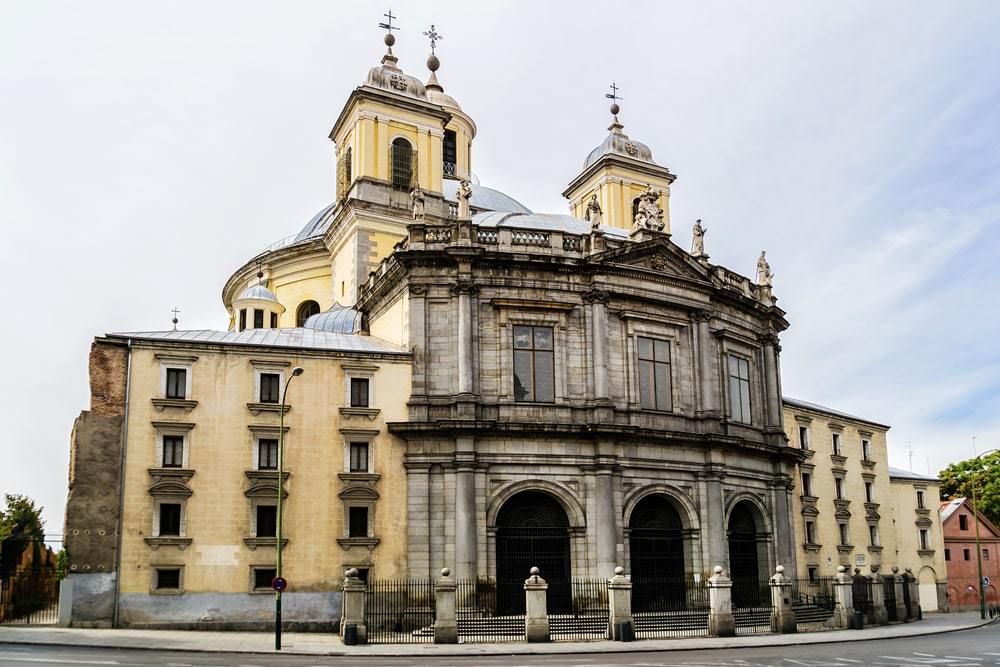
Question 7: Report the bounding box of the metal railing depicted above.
[551,578,609,641]
[632,577,710,639]
[455,577,524,643]
[0,569,59,625]
[364,578,435,644]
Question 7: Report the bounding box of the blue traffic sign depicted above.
[272,576,288,592]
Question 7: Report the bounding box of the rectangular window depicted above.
[155,568,181,590]
[808,566,818,582]
[253,567,276,591]
[159,503,181,536]
[254,309,264,328]
[349,442,369,473]
[258,438,278,470]
[443,129,457,176]
[270,312,278,328]
[348,507,369,538]
[945,548,951,561]
[239,309,247,331]
[798,426,810,450]
[350,378,370,407]
[916,490,925,509]
[801,472,812,497]
[960,514,969,530]
[869,525,879,547]
[862,439,872,460]
[162,435,184,468]
[985,549,990,561]
[256,505,277,538]
[637,336,672,411]
[835,477,845,500]
[805,520,817,544]
[727,355,751,424]
[165,368,187,399]
[919,529,930,550]
[259,373,280,403]
[964,548,971,560]
[832,432,842,456]
[839,523,849,546]
[513,325,555,403]
[865,481,875,503]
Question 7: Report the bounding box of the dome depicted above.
[441,181,532,215]
[584,124,656,170]
[365,63,427,100]
[237,284,279,302]
[427,88,462,111]
[303,303,363,334]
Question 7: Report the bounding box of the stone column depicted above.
[524,567,550,643]
[607,566,633,641]
[586,290,610,401]
[761,334,781,427]
[770,477,796,574]
[707,566,736,637]
[341,568,367,644]
[833,565,854,630]
[695,311,718,415]
[770,565,797,634]
[594,466,617,578]
[434,568,458,644]
[454,438,478,581]
[455,288,474,396]
[701,469,727,568]
[905,568,921,620]
[406,463,432,578]
[870,567,889,626]
[891,567,907,622]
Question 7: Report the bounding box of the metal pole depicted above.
[275,367,303,651]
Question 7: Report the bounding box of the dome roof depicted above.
[303,303,363,334]
[472,211,628,238]
[442,180,532,215]
[237,284,279,302]
[584,122,656,170]
[427,88,462,111]
[364,54,427,101]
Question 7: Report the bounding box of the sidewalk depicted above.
[0,613,992,657]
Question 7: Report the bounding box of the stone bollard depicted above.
[869,566,889,626]
[891,566,908,623]
[434,568,458,644]
[340,568,367,644]
[833,565,855,630]
[905,568,921,620]
[607,566,633,641]
[524,566,550,643]
[707,565,736,637]
[770,565,797,634]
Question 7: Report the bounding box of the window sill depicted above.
[337,537,380,550]
[247,402,290,416]
[861,459,877,468]
[338,472,381,483]
[243,537,289,551]
[803,543,822,553]
[799,449,816,459]
[152,398,198,414]
[917,549,936,557]
[831,454,847,465]
[915,508,931,516]
[868,545,884,553]
[836,544,855,554]
[150,588,184,596]
[145,537,192,551]
[339,407,381,421]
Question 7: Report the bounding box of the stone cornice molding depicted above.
[581,287,610,304]
[450,279,480,296]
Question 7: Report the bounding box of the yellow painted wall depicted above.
[567,165,672,233]
[369,293,409,347]
[118,345,412,595]
[889,478,947,611]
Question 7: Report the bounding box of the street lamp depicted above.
[275,366,304,651]
[969,441,997,620]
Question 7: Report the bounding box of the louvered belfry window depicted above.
[390,138,416,190]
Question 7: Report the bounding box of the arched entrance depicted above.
[728,500,765,607]
[495,490,571,614]
[629,494,686,610]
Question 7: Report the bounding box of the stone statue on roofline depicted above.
[585,193,603,231]
[756,250,773,287]
[410,184,425,220]
[692,219,706,256]
[457,179,473,219]
[632,186,664,232]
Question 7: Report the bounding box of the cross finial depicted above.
[171,307,180,331]
[605,82,622,104]
[423,24,443,54]
[379,9,398,34]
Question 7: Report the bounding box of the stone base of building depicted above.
[65,573,117,627]
[114,592,341,631]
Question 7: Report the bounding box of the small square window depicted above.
[155,568,181,590]
[256,505,277,538]
[258,438,278,470]
[349,442,369,473]
[349,507,369,538]
[253,567,276,591]
[159,503,181,536]
[162,435,184,468]
[259,373,280,403]
[165,368,187,399]
[350,378,370,408]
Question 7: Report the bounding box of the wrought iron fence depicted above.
[550,578,609,641]
[0,568,59,625]
[732,579,774,636]
[791,577,836,628]
[633,576,710,639]
[884,576,898,622]
[364,578,435,644]
[455,577,524,643]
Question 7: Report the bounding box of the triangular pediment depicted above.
[591,237,710,282]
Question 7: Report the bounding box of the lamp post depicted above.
[275,366,304,651]
[969,440,996,620]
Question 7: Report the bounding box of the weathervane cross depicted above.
[171,307,180,331]
[605,82,622,103]
[423,24,443,54]
[379,9,398,34]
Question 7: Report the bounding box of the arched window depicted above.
[632,197,641,224]
[296,300,321,327]
[391,137,414,190]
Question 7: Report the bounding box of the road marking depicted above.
[0,655,119,666]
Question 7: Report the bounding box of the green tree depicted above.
[940,451,1000,528]
[0,494,45,542]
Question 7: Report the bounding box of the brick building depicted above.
[940,497,1000,610]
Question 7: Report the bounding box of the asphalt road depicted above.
[2,624,1000,666]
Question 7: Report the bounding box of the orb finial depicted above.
[171,307,180,331]
[614,566,624,576]
[605,82,624,132]
[441,567,451,577]
[378,9,400,65]
[530,566,540,576]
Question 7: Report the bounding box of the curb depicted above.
[1,616,995,658]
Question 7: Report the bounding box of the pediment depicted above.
[148,480,193,497]
[800,506,820,518]
[591,237,710,282]
[339,486,380,501]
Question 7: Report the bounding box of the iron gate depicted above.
[884,576,898,621]
[363,578,435,644]
[0,568,59,625]
[496,527,571,614]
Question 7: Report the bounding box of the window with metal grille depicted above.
[162,435,184,468]
[637,336,672,411]
[513,325,554,403]
[349,507,368,538]
[390,138,414,190]
[253,309,264,329]
[159,503,181,536]
[239,309,247,331]
[349,442,369,472]
[155,568,180,590]
[296,300,320,327]
[727,355,751,424]
[256,505,277,538]
[985,549,990,561]
[253,567,276,590]
[259,373,280,403]
[350,378,369,407]
[165,368,186,399]
[336,147,352,201]
[258,439,278,470]
[443,129,457,176]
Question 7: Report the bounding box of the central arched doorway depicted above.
[629,494,686,610]
[495,490,571,614]
[728,501,764,607]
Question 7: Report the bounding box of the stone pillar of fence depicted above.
[833,565,854,630]
[869,567,889,626]
[524,566,550,642]
[707,565,736,637]
[769,565,796,634]
[340,568,367,644]
[607,566,633,641]
[891,566,908,622]
[434,567,458,644]
[905,568,921,620]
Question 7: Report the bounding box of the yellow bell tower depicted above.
[562,88,676,233]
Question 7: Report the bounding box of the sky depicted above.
[1,1,999,541]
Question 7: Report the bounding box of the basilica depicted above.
[62,23,945,629]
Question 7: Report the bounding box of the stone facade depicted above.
[889,470,947,612]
